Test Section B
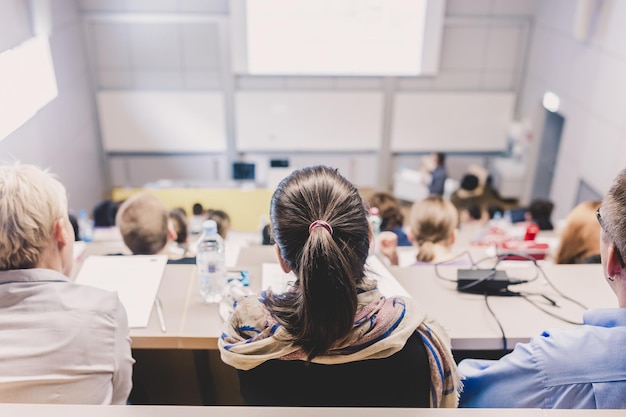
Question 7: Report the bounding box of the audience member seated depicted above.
[93,199,120,227]
[554,200,602,264]
[116,193,195,264]
[219,166,460,407]
[189,202,206,235]
[0,162,133,404]
[380,195,465,265]
[168,208,191,255]
[458,168,626,408]
[367,192,411,246]
[207,209,231,240]
[68,210,80,241]
[527,199,555,231]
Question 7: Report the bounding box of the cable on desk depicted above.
[484,293,508,352]
[518,293,584,325]
[535,264,588,310]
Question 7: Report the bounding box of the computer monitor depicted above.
[232,162,256,181]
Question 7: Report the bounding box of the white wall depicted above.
[80,0,536,190]
[0,0,107,213]
[519,0,626,219]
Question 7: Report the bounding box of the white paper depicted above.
[74,255,167,328]
[261,255,409,298]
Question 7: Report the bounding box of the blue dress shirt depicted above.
[458,308,626,408]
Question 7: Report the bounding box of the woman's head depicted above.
[267,166,370,359]
[409,195,459,262]
[367,192,404,230]
[555,200,602,264]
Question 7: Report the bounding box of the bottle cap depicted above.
[202,219,218,235]
[369,207,380,216]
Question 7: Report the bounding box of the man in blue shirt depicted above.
[428,152,447,196]
[458,167,626,409]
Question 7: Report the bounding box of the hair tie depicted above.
[309,220,333,235]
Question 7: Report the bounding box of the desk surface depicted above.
[75,244,615,351]
[0,404,623,416]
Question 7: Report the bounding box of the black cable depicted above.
[484,293,508,352]
[535,264,588,310]
[519,293,584,325]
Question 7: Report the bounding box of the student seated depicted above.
[367,191,411,246]
[0,163,133,404]
[458,168,626,409]
[116,193,195,264]
[554,200,602,264]
[380,195,465,265]
[219,166,460,407]
[207,209,231,240]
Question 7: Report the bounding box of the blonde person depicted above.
[219,166,460,407]
[0,162,133,404]
[207,209,231,240]
[380,195,463,265]
[554,200,602,264]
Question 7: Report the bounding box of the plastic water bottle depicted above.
[77,209,93,243]
[368,207,382,253]
[196,219,227,303]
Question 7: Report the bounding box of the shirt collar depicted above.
[583,308,626,327]
[0,268,69,285]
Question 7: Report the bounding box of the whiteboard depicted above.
[235,91,383,151]
[97,91,226,153]
[391,92,515,152]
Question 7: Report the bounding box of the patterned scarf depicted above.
[219,279,461,407]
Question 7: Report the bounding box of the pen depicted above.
[155,298,167,333]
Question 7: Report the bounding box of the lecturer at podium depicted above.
[0,163,133,404]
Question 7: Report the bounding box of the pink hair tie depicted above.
[309,220,333,235]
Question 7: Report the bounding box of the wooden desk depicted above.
[0,404,623,416]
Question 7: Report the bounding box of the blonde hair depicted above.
[207,209,231,239]
[0,163,67,270]
[555,200,602,264]
[116,193,169,255]
[409,195,458,262]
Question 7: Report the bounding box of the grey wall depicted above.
[518,0,626,220]
[0,0,107,214]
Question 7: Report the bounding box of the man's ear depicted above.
[167,220,178,242]
[54,218,70,247]
[607,244,624,278]
[450,228,457,245]
[274,244,291,273]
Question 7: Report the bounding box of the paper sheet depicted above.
[261,255,409,298]
[74,255,167,328]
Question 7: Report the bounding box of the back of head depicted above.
[93,199,119,227]
[168,209,188,245]
[529,199,555,230]
[367,192,404,230]
[435,152,446,167]
[116,193,169,255]
[460,174,479,191]
[0,163,67,270]
[555,200,602,264]
[208,209,231,239]
[601,169,626,261]
[409,195,458,262]
[267,165,370,360]
[192,203,204,216]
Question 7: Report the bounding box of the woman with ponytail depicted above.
[219,166,460,407]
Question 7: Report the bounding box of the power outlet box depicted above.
[456,269,514,295]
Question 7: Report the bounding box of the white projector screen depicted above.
[231,0,446,76]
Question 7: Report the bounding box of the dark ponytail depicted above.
[265,166,370,360]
